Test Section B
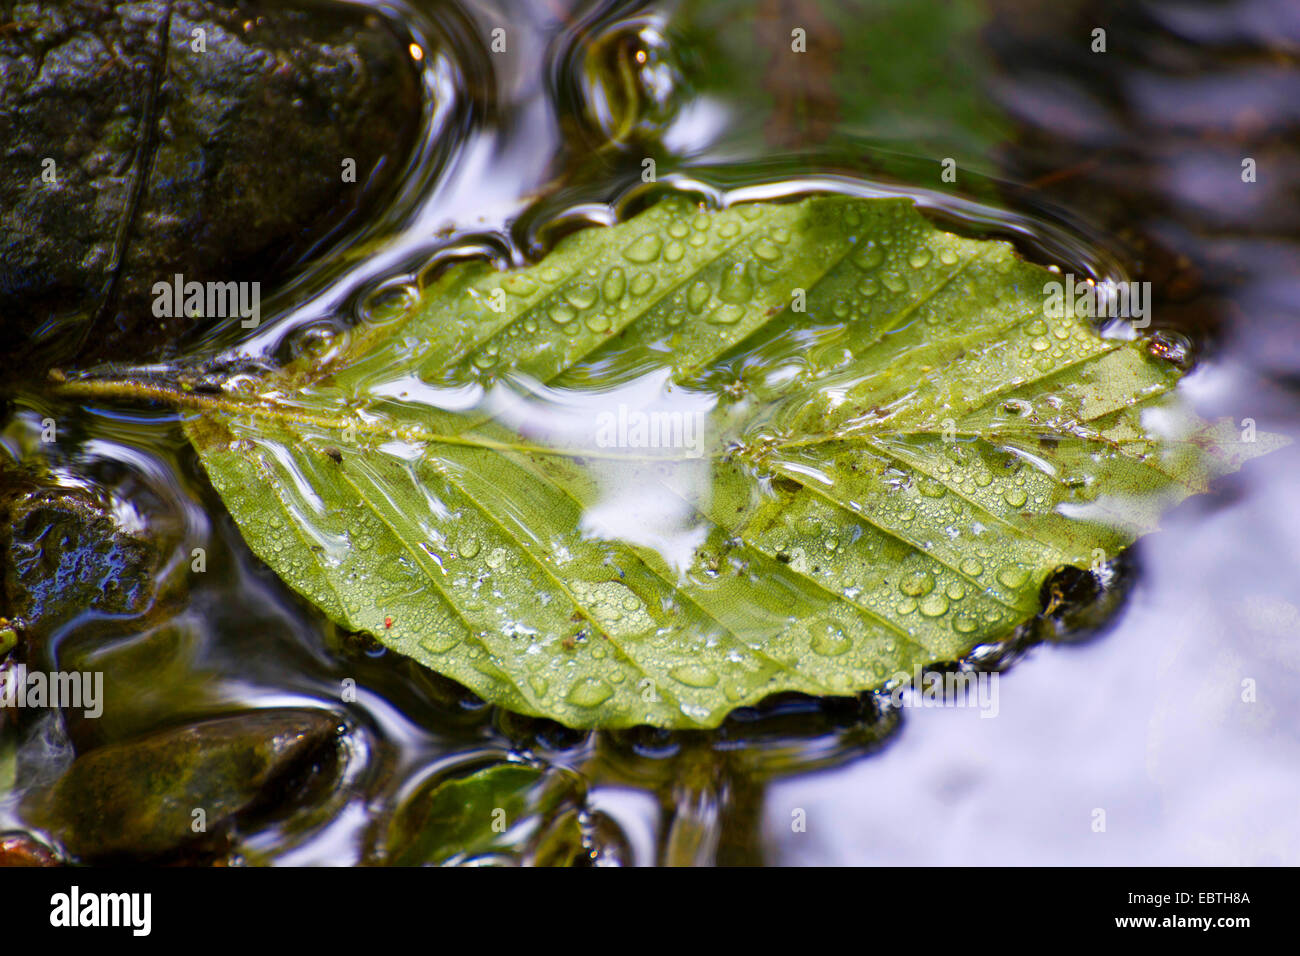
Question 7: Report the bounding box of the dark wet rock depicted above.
[1,486,159,643]
[0,0,421,365]
[24,708,340,860]
[0,831,61,866]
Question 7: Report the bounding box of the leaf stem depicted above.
[52,376,726,463]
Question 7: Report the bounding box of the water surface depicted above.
[3,0,1297,865]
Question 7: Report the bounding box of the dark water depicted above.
[2,0,1298,864]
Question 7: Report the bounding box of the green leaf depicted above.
[0,734,16,798]
[60,195,1287,729]
[385,763,582,866]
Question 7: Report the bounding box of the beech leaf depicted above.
[61,196,1287,728]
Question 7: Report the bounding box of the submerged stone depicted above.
[0,832,61,867]
[25,708,340,860]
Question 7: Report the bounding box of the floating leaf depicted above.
[385,762,583,866]
[60,196,1287,729]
